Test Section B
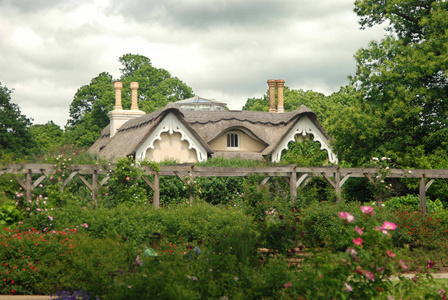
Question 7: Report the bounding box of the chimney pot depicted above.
[267,79,277,113]
[114,81,123,110]
[276,80,285,113]
[130,82,139,110]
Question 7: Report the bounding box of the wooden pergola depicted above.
[1,164,448,212]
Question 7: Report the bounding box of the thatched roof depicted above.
[89,103,331,161]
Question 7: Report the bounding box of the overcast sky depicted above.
[0,0,385,127]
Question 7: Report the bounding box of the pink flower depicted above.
[375,226,390,235]
[284,283,292,289]
[353,237,363,246]
[382,222,397,230]
[338,212,355,223]
[126,177,130,181]
[361,206,375,215]
[48,216,53,221]
[355,226,363,236]
[363,270,375,280]
[346,248,357,257]
[427,260,435,269]
[81,223,89,228]
[399,259,407,270]
[387,250,396,258]
[344,282,352,292]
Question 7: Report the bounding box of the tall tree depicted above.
[65,54,194,147]
[0,82,34,158]
[29,121,64,154]
[330,0,448,167]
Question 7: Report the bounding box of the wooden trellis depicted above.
[1,164,448,212]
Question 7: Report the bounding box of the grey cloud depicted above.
[0,0,84,13]
[0,0,385,127]
[106,0,352,30]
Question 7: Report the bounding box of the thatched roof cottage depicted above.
[89,80,338,164]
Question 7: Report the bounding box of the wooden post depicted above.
[335,170,342,204]
[25,169,32,205]
[290,167,297,203]
[153,172,160,208]
[189,168,195,204]
[92,170,98,207]
[141,171,160,208]
[419,175,427,213]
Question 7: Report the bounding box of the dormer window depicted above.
[227,133,239,149]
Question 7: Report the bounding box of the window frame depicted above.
[226,132,239,149]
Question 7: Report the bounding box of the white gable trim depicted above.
[271,116,338,163]
[135,112,208,162]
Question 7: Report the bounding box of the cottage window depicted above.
[227,133,239,148]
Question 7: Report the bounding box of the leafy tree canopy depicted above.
[65,54,194,147]
[328,0,448,167]
[0,82,34,158]
[29,121,64,155]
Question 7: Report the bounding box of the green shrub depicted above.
[196,176,243,205]
[0,204,23,225]
[152,202,258,245]
[159,176,188,207]
[299,201,366,250]
[103,157,149,207]
[248,257,292,299]
[0,227,130,296]
[23,202,258,251]
[384,194,444,213]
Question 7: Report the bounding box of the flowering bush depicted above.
[363,156,395,202]
[0,226,130,296]
[0,227,77,294]
[388,208,448,251]
[284,205,446,299]
[103,157,150,207]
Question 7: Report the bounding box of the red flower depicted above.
[353,237,363,246]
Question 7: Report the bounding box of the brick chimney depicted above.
[267,79,277,113]
[108,81,145,137]
[114,81,123,110]
[130,82,140,110]
[276,80,285,113]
